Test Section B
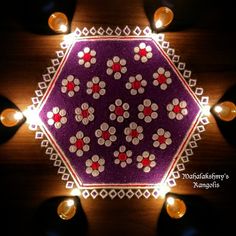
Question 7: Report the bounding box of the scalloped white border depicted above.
[29,26,209,199]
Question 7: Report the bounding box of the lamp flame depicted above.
[59,24,68,33]
[214,105,223,113]
[155,19,163,29]
[66,199,75,207]
[166,196,175,205]
[13,111,24,121]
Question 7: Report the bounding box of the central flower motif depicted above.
[126,74,147,95]
[153,67,172,90]
[109,99,130,123]
[152,128,172,150]
[124,122,144,145]
[114,145,132,168]
[106,56,127,80]
[167,98,188,120]
[86,155,105,177]
[138,99,158,123]
[137,151,156,173]
[95,122,117,147]
[78,47,96,68]
[75,103,95,125]
[69,131,90,157]
[86,76,106,99]
[47,107,67,129]
[134,42,153,63]
[61,75,80,97]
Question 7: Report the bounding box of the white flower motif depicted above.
[47,107,67,129]
[109,99,130,123]
[125,74,147,95]
[134,42,153,63]
[152,128,172,150]
[113,145,132,168]
[166,98,188,120]
[61,75,80,97]
[85,155,105,177]
[75,103,95,125]
[124,122,144,145]
[138,99,158,123]
[69,131,90,157]
[137,151,156,173]
[86,76,106,99]
[95,122,117,147]
[106,56,127,80]
[77,47,96,68]
[153,67,172,90]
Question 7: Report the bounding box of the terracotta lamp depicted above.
[57,198,77,220]
[213,101,236,122]
[48,12,69,33]
[0,108,24,128]
[153,6,174,30]
[166,195,187,219]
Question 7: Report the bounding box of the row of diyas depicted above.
[56,187,186,221]
[47,7,174,34]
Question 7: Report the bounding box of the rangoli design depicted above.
[29,26,209,199]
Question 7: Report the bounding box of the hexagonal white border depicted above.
[29,26,209,199]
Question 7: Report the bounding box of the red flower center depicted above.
[91,162,100,170]
[118,153,127,161]
[173,105,181,113]
[141,158,150,167]
[143,106,152,116]
[67,81,75,91]
[76,139,84,149]
[132,80,141,90]
[53,113,61,122]
[130,129,139,138]
[158,135,166,144]
[112,63,121,72]
[83,52,92,62]
[102,131,110,140]
[92,84,100,93]
[157,74,167,84]
[115,106,124,116]
[139,48,147,57]
[81,109,89,118]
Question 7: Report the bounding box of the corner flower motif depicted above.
[113,145,132,168]
[77,47,96,68]
[47,107,67,129]
[125,74,147,95]
[106,56,127,80]
[153,67,172,90]
[86,76,106,99]
[137,151,156,173]
[95,122,117,147]
[138,99,158,123]
[134,42,153,63]
[85,155,105,177]
[75,103,95,125]
[124,122,144,145]
[109,99,130,123]
[69,131,90,157]
[167,98,188,120]
[61,75,80,97]
[152,128,172,150]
